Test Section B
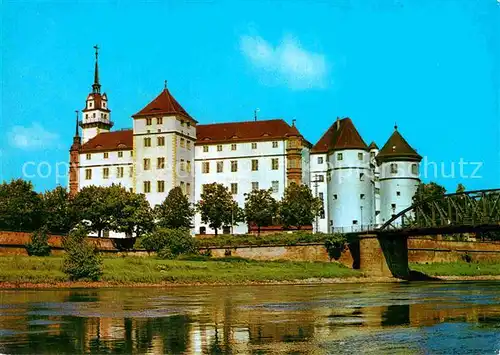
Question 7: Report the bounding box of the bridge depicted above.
[356,189,500,279]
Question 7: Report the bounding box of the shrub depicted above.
[140,228,198,258]
[62,226,102,281]
[25,227,51,257]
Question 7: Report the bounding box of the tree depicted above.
[25,227,51,256]
[279,183,322,230]
[71,186,112,238]
[413,182,447,203]
[244,188,278,235]
[156,187,194,229]
[107,186,154,238]
[0,179,43,231]
[196,183,244,235]
[62,225,102,281]
[456,183,466,194]
[139,228,198,259]
[41,186,74,234]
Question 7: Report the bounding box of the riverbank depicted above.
[1,256,500,289]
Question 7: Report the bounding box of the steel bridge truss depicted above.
[379,189,500,234]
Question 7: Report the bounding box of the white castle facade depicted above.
[69,50,422,236]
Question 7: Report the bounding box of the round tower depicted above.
[80,45,113,143]
[327,118,373,232]
[377,125,422,226]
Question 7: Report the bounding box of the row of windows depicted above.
[85,167,133,180]
[86,151,132,160]
[202,141,279,153]
[144,137,191,150]
[143,180,191,194]
[84,112,108,120]
[145,117,191,127]
[202,158,280,174]
[203,180,280,195]
[141,158,191,172]
[87,101,107,109]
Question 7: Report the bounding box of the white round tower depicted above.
[377,126,422,226]
[326,118,373,232]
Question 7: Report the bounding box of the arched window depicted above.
[390,163,398,174]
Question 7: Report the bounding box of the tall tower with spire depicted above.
[69,111,82,196]
[80,45,113,143]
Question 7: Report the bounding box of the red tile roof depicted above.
[196,119,303,144]
[133,89,195,121]
[376,129,422,163]
[311,118,368,153]
[80,129,133,152]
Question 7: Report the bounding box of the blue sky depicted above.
[1,0,499,192]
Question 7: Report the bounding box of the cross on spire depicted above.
[164,80,167,90]
[92,44,101,94]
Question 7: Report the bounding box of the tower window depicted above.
[317,175,324,182]
[85,114,88,119]
[390,163,398,174]
[157,136,165,146]
[370,151,376,159]
[231,183,238,194]
[202,161,210,173]
[89,102,93,108]
[333,194,338,200]
[85,169,92,180]
[180,120,185,126]
[358,152,363,160]
[337,153,343,161]
[103,152,109,159]
[146,118,152,126]
[157,117,163,125]
[217,145,222,152]
[186,160,191,173]
[180,181,185,194]
[359,173,364,181]
[143,181,151,193]
[375,187,380,195]
[187,141,191,150]
[103,168,109,179]
[352,220,358,225]
[360,194,365,199]
[396,191,401,196]
[412,164,418,175]
[93,113,96,118]
[391,203,396,210]
[86,153,91,160]
[157,157,165,169]
[187,121,191,128]
[129,167,133,177]
[157,180,165,193]
[180,159,185,172]
[272,141,278,148]
[186,183,191,196]
[144,137,151,147]
[251,159,259,171]
[180,138,185,148]
[318,157,323,164]
[217,161,223,173]
[143,158,151,170]
[203,145,209,153]
[231,160,238,172]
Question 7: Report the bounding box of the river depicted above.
[0,282,499,354]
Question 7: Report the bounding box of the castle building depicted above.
[69,49,422,236]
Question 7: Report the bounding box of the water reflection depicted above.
[0,282,499,354]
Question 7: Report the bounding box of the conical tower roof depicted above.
[133,88,196,122]
[311,117,367,153]
[368,141,379,150]
[377,127,421,163]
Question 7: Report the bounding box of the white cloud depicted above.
[240,34,327,89]
[8,123,59,150]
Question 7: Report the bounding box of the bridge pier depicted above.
[358,234,410,279]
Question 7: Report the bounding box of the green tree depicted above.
[107,186,154,238]
[279,183,322,230]
[244,188,278,235]
[0,179,43,231]
[25,227,51,256]
[456,183,466,194]
[62,225,102,281]
[196,183,244,235]
[156,187,194,229]
[71,186,113,237]
[413,182,447,202]
[138,228,198,258]
[41,186,74,234]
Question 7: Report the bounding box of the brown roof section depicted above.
[368,141,379,150]
[376,128,422,163]
[80,129,133,153]
[133,89,195,122]
[82,93,110,113]
[311,118,368,153]
[196,119,303,144]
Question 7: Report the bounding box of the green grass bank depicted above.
[410,261,500,277]
[0,255,360,285]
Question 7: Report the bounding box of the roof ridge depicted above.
[198,118,285,126]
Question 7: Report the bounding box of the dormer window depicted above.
[89,102,93,108]
[103,102,106,108]
[146,118,152,126]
